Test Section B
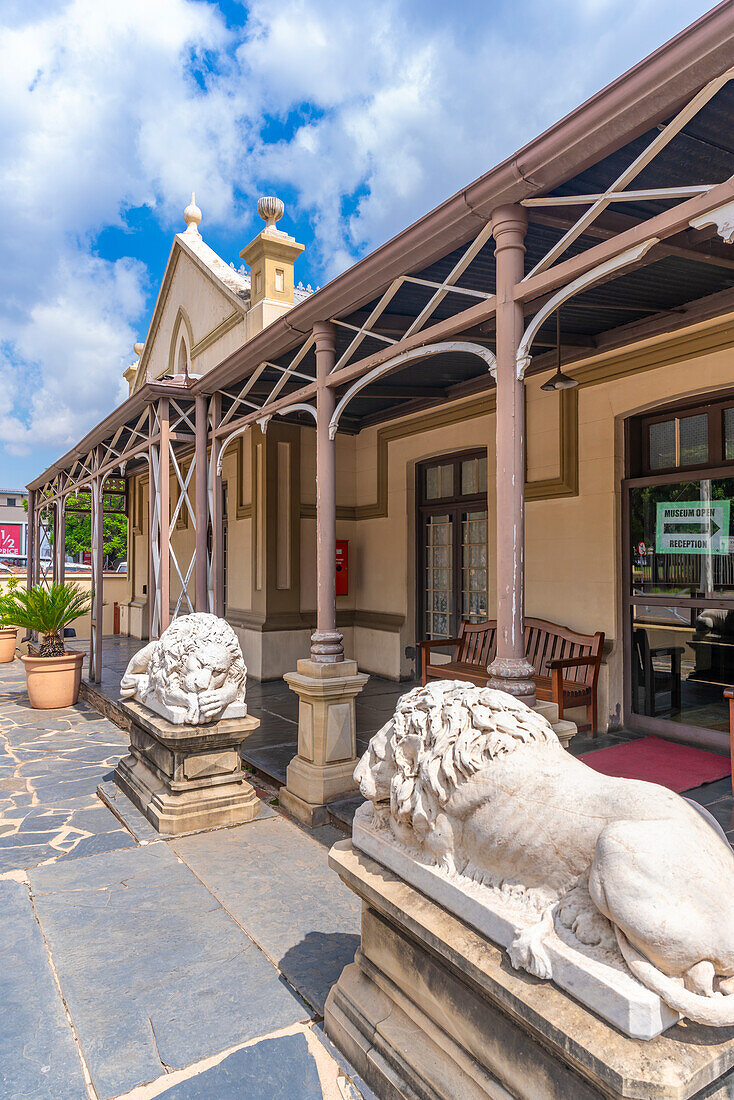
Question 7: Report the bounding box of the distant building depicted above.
[0,489,51,564]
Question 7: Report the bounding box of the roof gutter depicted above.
[195,1,734,396]
[28,2,734,490]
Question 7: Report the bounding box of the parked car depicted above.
[116,561,127,573]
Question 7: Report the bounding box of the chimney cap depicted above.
[257,195,285,228]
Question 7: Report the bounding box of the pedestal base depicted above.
[326,841,734,1100]
[282,659,368,822]
[534,698,577,748]
[113,700,261,836]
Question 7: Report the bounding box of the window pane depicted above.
[629,477,734,599]
[724,408,734,461]
[461,459,477,495]
[461,510,488,622]
[649,420,675,470]
[679,414,708,467]
[461,455,487,495]
[426,463,454,500]
[631,604,733,732]
[424,514,453,639]
[477,456,487,493]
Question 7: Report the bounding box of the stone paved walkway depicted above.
[0,659,371,1100]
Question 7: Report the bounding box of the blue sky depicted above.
[0,0,716,487]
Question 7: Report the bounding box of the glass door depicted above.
[624,397,734,739]
[417,451,488,641]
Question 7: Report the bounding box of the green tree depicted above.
[63,493,127,568]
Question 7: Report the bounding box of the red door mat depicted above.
[579,736,731,793]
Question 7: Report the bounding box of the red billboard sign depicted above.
[0,524,21,557]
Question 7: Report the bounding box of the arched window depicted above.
[177,336,189,377]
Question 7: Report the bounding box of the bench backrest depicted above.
[455,620,496,667]
[454,617,602,686]
[525,617,603,685]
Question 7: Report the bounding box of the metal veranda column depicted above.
[55,500,66,585]
[311,321,343,664]
[194,394,208,612]
[209,394,224,617]
[89,467,104,683]
[26,490,36,590]
[159,398,171,634]
[148,446,157,640]
[487,204,536,702]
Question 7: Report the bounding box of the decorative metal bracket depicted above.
[689,200,734,245]
[516,239,659,379]
[328,341,496,439]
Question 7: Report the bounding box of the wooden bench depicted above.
[421,617,605,733]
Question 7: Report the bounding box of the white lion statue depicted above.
[355,680,734,1027]
[120,613,247,725]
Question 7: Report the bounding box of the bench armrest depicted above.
[546,654,597,671]
[421,638,462,656]
[648,645,685,657]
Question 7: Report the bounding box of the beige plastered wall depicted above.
[120,315,734,730]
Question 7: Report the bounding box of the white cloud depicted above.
[0,0,717,483]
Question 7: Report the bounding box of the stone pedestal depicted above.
[534,698,577,748]
[326,841,734,1100]
[280,659,368,826]
[114,699,262,836]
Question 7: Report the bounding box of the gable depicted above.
[134,238,248,392]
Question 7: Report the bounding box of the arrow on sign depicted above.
[663,519,721,538]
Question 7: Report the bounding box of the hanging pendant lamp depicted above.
[541,310,578,391]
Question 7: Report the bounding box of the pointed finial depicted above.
[133,342,144,358]
[183,192,202,234]
[257,195,285,228]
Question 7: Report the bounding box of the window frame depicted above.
[416,448,489,644]
[627,391,734,479]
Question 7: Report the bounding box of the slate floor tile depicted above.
[0,880,87,1100]
[29,843,307,1099]
[156,1033,324,1100]
[172,816,360,1014]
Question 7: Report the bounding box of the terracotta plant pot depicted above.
[0,627,17,664]
[21,651,85,709]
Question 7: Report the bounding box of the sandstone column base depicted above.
[281,659,368,827]
[326,841,734,1100]
[114,699,262,836]
[486,654,536,704]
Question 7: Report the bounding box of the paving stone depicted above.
[156,1033,324,1100]
[29,843,307,1099]
[97,779,161,843]
[173,815,360,1014]
[0,880,87,1100]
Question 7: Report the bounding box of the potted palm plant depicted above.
[3,582,92,708]
[0,575,20,663]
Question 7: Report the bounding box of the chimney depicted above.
[240,196,305,338]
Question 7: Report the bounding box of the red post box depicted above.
[335,540,348,596]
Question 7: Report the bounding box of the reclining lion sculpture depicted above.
[355,680,734,1027]
[120,613,247,725]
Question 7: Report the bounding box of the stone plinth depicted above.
[114,699,261,836]
[326,841,734,1100]
[280,659,368,827]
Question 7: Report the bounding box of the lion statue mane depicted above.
[355,680,734,1027]
[120,613,247,726]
